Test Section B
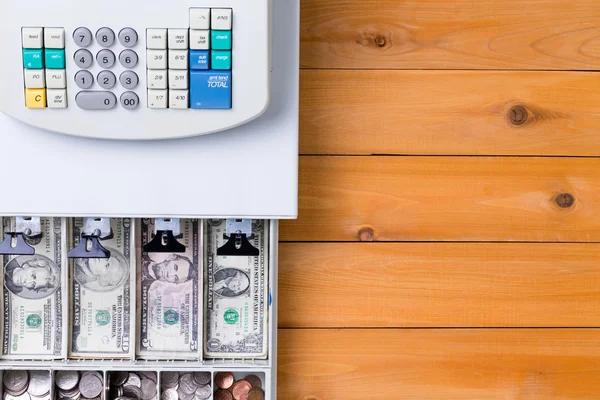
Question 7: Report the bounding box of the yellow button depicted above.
[25,88,46,108]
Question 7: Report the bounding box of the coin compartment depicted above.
[55,370,105,400]
[213,371,266,399]
[107,371,158,400]
[0,369,53,400]
[158,371,212,400]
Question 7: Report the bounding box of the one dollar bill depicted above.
[204,219,269,359]
[137,218,200,359]
[1,217,67,359]
[69,218,134,358]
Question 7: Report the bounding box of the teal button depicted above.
[211,51,231,70]
[23,49,43,69]
[211,30,232,50]
[45,49,65,69]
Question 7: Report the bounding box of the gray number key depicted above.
[96,27,115,47]
[98,71,116,89]
[76,91,117,110]
[74,49,93,68]
[120,92,140,110]
[118,28,138,48]
[120,71,139,89]
[119,50,138,68]
[73,27,93,47]
[96,49,116,68]
[74,70,94,89]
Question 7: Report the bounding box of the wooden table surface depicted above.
[277,1,600,398]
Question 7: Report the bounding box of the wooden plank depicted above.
[300,70,600,156]
[278,243,600,328]
[280,156,600,242]
[301,0,600,70]
[278,328,600,399]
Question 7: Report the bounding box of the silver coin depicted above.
[111,372,129,387]
[160,373,178,388]
[4,392,30,400]
[122,386,142,400]
[161,389,178,400]
[191,373,210,387]
[28,371,51,397]
[193,385,211,400]
[56,371,80,391]
[79,374,103,399]
[177,375,195,395]
[4,371,29,393]
[124,374,141,388]
[176,388,193,400]
[140,379,156,400]
[138,373,156,383]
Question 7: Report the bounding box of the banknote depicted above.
[137,218,200,359]
[1,217,66,359]
[69,218,134,358]
[204,219,269,359]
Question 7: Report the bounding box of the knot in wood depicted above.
[555,193,575,209]
[508,105,528,126]
[358,227,375,241]
[375,35,387,48]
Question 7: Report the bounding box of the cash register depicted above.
[0,0,299,399]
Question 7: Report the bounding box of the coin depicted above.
[247,388,265,400]
[140,379,157,400]
[176,388,193,400]
[231,380,252,400]
[161,389,178,400]
[178,374,196,395]
[123,385,143,400]
[193,385,210,400]
[28,371,51,397]
[111,372,129,387]
[79,373,103,398]
[192,373,210,387]
[56,371,80,391]
[214,372,234,390]
[160,372,179,389]
[4,371,29,393]
[125,374,141,388]
[213,391,233,400]
[243,375,262,389]
[4,392,31,400]
[139,373,157,383]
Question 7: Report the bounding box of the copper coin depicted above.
[243,375,262,389]
[214,372,234,390]
[213,391,233,400]
[247,388,265,400]
[231,380,252,400]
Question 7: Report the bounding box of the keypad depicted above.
[146,7,232,109]
[71,26,140,110]
[22,27,67,108]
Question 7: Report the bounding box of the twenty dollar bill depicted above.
[204,219,269,359]
[69,218,134,358]
[137,218,200,359]
[1,217,66,359]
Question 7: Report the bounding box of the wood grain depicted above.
[278,328,600,399]
[280,156,600,242]
[278,243,600,328]
[301,0,600,70]
[300,70,600,156]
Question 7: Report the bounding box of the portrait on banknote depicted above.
[4,255,60,299]
[73,248,129,292]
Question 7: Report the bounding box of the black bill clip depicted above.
[0,216,42,255]
[68,217,111,259]
[143,218,186,253]
[217,219,259,257]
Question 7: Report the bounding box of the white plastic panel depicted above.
[0,0,298,219]
[0,0,271,140]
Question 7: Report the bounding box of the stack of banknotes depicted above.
[0,217,268,360]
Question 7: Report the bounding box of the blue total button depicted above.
[190,50,210,70]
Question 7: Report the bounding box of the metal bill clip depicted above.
[0,216,42,255]
[217,219,260,257]
[68,217,111,259]
[143,218,186,253]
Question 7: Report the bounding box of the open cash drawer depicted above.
[0,218,279,400]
